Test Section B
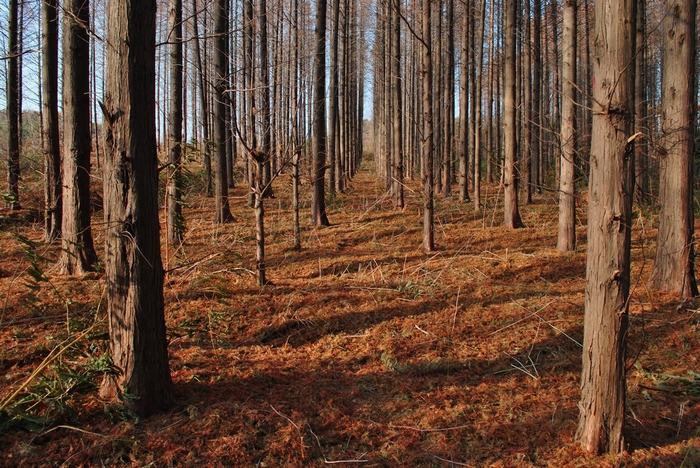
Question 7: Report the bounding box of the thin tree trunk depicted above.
[473,0,486,212]
[192,0,212,196]
[458,0,470,202]
[503,0,524,228]
[167,0,185,244]
[392,0,404,209]
[213,0,234,223]
[634,0,648,203]
[422,0,435,251]
[556,0,577,252]
[576,0,636,454]
[60,0,98,275]
[42,0,61,241]
[7,0,21,210]
[312,0,330,226]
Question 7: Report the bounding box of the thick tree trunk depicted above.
[312,0,330,226]
[650,0,698,298]
[422,0,435,251]
[503,0,524,228]
[7,0,21,210]
[60,0,98,275]
[42,0,61,241]
[576,0,636,454]
[101,0,174,417]
[557,0,577,252]
[167,0,184,245]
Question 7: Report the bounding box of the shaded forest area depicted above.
[1,0,700,465]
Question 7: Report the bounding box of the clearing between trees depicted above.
[1,163,699,466]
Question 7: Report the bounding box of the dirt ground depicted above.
[1,162,699,466]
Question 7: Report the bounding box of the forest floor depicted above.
[1,160,700,467]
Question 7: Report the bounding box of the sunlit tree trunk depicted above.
[650,0,698,298]
[557,0,577,252]
[101,0,174,417]
[503,0,524,228]
[576,0,636,454]
[312,0,330,226]
[392,0,404,209]
[422,0,435,251]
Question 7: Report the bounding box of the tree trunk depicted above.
[503,0,524,228]
[167,0,184,245]
[192,0,212,197]
[101,0,174,417]
[458,0,470,202]
[633,0,648,203]
[392,0,404,209]
[329,0,340,195]
[576,0,636,454]
[422,0,435,251]
[312,0,330,226]
[7,0,21,210]
[260,0,273,197]
[473,0,486,212]
[214,0,234,223]
[650,0,698,298]
[42,0,61,241]
[60,0,98,275]
[556,0,577,252]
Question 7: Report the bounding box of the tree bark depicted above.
[60,0,98,275]
[392,0,404,209]
[7,0,21,210]
[101,0,174,417]
[557,0,577,252]
[650,0,698,298]
[214,0,234,223]
[312,0,330,226]
[167,0,184,245]
[503,0,524,228]
[42,0,61,241]
[576,0,636,454]
[422,0,435,251]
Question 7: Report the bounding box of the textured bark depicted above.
[7,0,21,210]
[192,0,212,197]
[633,0,648,203]
[473,0,486,212]
[650,0,698,298]
[392,0,404,209]
[503,0,524,229]
[576,0,636,454]
[42,0,61,241]
[312,0,330,226]
[557,0,577,252]
[101,0,174,416]
[329,0,340,195]
[422,0,435,252]
[167,0,184,245]
[458,0,470,202]
[60,0,98,275]
[213,0,234,223]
